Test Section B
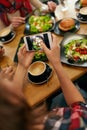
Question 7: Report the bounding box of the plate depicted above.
[76,13,87,23]
[75,0,81,10]
[54,19,80,36]
[24,13,55,35]
[28,64,53,84]
[0,31,16,44]
[60,32,87,67]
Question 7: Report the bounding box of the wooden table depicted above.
[0,0,87,108]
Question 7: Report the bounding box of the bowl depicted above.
[0,27,14,42]
[79,7,87,19]
[24,13,55,35]
[28,61,52,83]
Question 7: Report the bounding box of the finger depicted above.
[12,22,23,28]
[13,17,25,22]
[17,17,25,21]
[51,34,58,47]
[18,44,25,54]
[47,2,56,12]
[40,41,49,54]
[0,67,11,78]
[4,66,14,74]
[47,2,54,11]
[7,70,15,80]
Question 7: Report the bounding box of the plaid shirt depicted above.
[44,102,87,130]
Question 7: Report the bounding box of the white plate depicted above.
[60,33,87,67]
[0,31,16,44]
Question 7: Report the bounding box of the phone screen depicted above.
[25,33,51,51]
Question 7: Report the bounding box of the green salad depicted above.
[28,14,53,34]
[64,38,87,63]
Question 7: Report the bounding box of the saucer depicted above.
[0,31,16,44]
[28,63,53,84]
[76,13,87,23]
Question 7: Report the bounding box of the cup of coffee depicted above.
[79,7,87,19]
[28,61,47,83]
[0,27,14,42]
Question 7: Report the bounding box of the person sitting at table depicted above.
[26,34,87,130]
[0,44,35,130]
[0,35,87,130]
[38,34,87,130]
[0,0,57,30]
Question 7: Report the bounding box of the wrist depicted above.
[52,60,62,71]
[17,63,27,74]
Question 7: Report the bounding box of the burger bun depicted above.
[59,18,75,31]
[80,0,87,7]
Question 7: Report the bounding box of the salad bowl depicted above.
[24,10,55,35]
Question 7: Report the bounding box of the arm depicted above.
[30,0,43,9]
[0,45,35,104]
[41,34,85,106]
[30,0,57,12]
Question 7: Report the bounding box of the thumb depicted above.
[40,41,49,54]
[52,34,58,47]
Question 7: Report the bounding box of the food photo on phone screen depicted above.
[23,32,52,51]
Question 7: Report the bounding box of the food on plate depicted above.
[19,43,47,62]
[33,51,48,62]
[64,38,87,63]
[80,0,87,7]
[28,14,53,34]
[59,18,75,31]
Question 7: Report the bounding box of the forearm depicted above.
[13,63,27,89]
[30,0,47,9]
[0,64,27,105]
[52,61,85,106]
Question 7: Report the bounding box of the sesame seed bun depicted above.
[59,18,75,31]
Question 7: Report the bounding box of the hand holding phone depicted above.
[23,32,52,51]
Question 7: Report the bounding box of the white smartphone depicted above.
[23,32,52,51]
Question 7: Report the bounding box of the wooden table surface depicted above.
[0,0,87,108]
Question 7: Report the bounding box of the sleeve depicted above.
[0,4,10,26]
[44,102,87,130]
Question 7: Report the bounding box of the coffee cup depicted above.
[0,27,14,42]
[28,61,48,83]
[79,7,87,19]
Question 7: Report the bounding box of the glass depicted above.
[59,0,68,12]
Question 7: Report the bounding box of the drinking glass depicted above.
[59,0,68,12]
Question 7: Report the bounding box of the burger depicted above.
[80,0,87,7]
[58,18,75,31]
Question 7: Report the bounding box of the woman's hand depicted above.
[47,1,57,12]
[17,45,35,69]
[11,16,25,28]
[40,34,61,65]
[0,66,15,81]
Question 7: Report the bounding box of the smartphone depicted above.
[23,32,52,51]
